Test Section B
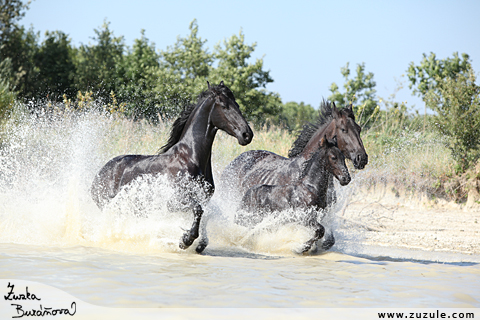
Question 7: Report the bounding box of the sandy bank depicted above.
[338,183,480,256]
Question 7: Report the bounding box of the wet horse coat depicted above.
[221,101,367,250]
[238,136,351,253]
[91,81,253,252]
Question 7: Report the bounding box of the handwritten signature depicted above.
[4,282,76,318]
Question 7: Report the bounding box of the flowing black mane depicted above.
[288,100,334,158]
[157,103,196,154]
[158,83,230,154]
[287,101,356,158]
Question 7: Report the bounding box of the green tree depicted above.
[328,62,378,127]
[0,0,39,100]
[74,20,125,102]
[150,20,281,123]
[0,0,28,119]
[0,58,16,120]
[274,101,316,131]
[152,19,214,118]
[35,30,76,100]
[1,25,39,100]
[116,30,161,119]
[407,52,471,99]
[425,67,480,172]
[209,30,281,124]
[407,52,471,131]
[0,0,30,43]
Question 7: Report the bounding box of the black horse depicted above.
[221,101,367,250]
[238,136,351,253]
[91,81,253,253]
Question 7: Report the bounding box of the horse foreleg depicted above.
[179,202,203,250]
[320,230,335,251]
[300,214,325,253]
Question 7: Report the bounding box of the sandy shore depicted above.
[338,187,480,256]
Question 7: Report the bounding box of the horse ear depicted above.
[346,103,353,112]
[319,135,326,148]
[219,80,224,86]
[332,102,341,118]
[207,81,211,89]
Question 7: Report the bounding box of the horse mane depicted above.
[298,135,338,180]
[288,100,334,158]
[157,83,229,154]
[299,148,326,180]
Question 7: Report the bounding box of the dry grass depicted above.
[1,105,457,200]
[98,115,454,186]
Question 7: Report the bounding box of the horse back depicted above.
[91,155,151,208]
[242,182,318,213]
[221,150,301,195]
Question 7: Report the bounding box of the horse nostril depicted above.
[243,132,251,142]
[356,154,361,164]
[342,175,351,185]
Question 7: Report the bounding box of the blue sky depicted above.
[21,0,480,112]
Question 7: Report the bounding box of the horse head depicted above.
[207,81,253,146]
[330,103,368,169]
[320,135,351,186]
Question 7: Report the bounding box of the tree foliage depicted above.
[0,0,30,42]
[116,30,161,119]
[146,20,281,123]
[209,30,281,124]
[74,21,125,102]
[35,30,76,100]
[272,101,316,131]
[1,8,281,123]
[328,62,379,127]
[425,67,480,172]
[407,52,471,101]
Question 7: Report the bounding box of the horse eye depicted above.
[341,128,346,133]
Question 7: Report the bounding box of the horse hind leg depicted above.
[179,202,203,250]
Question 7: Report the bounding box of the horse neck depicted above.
[299,121,335,160]
[178,97,217,167]
[300,150,329,194]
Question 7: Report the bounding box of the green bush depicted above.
[0,78,16,121]
[425,67,480,172]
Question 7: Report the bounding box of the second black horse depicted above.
[238,136,351,253]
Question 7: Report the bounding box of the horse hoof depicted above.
[195,243,207,254]
[195,237,208,253]
[321,232,335,251]
[179,233,194,250]
[293,242,312,254]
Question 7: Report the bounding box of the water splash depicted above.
[0,106,327,256]
[3,105,472,263]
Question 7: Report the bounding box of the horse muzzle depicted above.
[353,153,368,170]
[339,173,351,186]
[238,129,254,146]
